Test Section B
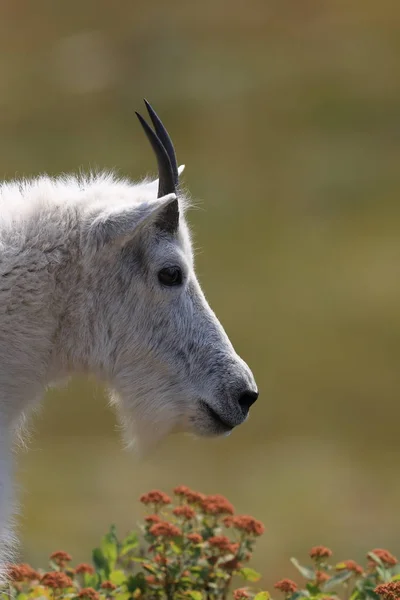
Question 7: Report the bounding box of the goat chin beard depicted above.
[110,392,186,456]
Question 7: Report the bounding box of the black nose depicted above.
[238,390,259,416]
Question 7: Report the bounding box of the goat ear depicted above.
[87,193,178,251]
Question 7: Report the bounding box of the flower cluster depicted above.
[234,588,251,599]
[78,588,100,600]
[309,545,333,560]
[172,505,196,519]
[40,571,74,589]
[148,520,182,538]
[50,550,72,568]
[274,579,298,594]
[2,485,399,600]
[187,532,203,544]
[337,559,363,575]
[375,582,400,600]
[1,486,265,600]
[139,490,171,507]
[208,535,239,554]
[201,493,235,516]
[101,581,116,591]
[369,549,398,567]
[279,545,400,600]
[173,485,205,504]
[7,563,40,582]
[224,515,265,536]
[75,563,95,575]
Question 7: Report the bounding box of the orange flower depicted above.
[145,575,159,585]
[7,565,25,583]
[101,581,117,590]
[154,554,168,565]
[274,579,298,594]
[201,494,234,515]
[144,514,161,524]
[174,486,205,504]
[41,571,74,589]
[75,563,95,575]
[149,521,181,538]
[310,546,333,560]
[337,560,363,575]
[233,588,251,599]
[369,549,398,567]
[315,570,330,584]
[49,550,72,567]
[7,563,40,582]
[187,533,203,544]
[173,506,196,519]
[22,564,40,580]
[375,582,400,600]
[231,515,264,536]
[78,588,100,600]
[173,485,192,496]
[140,490,171,506]
[208,535,239,554]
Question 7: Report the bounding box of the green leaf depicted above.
[306,583,321,595]
[48,559,60,571]
[350,590,360,600]
[113,594,131,600]
[170,541,183,554]
[291,558,315,580]
[376,566,391,583]
[367,553,384,568]
[290,591,310,600]
[92,547,110,577]
[110,570,127,586]
[129,557,146,563]
[178,577,193,584]
[120,532,139,556]
[186,592,203,600]
[239,567,261,582]
[366,594,380,600]
[126,573,146,593]
[83,573,99,588]
[359,581,380,600]
[254,593,270,600]
[142,563,157,574]
[322,571,353,591]
[100,530,118,571]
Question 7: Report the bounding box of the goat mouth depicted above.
[200,402,234,432]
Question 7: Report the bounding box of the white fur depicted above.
[0,168,257,578]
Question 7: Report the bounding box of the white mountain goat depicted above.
[0,100,258,576]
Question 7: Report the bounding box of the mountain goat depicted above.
[0,100,258,576]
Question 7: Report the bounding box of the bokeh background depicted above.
[1,0,400,589]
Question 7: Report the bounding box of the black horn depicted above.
[144,99,179,188]
[135,107,176,199]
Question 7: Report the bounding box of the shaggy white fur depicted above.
[0,165,257,578]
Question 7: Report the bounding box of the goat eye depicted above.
[158,267,183,287]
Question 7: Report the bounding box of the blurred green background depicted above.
[1,0,400,588]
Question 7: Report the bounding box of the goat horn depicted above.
[144,99,179,189]
[135,111,175,199]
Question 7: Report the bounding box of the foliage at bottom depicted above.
[2,486,399,600]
